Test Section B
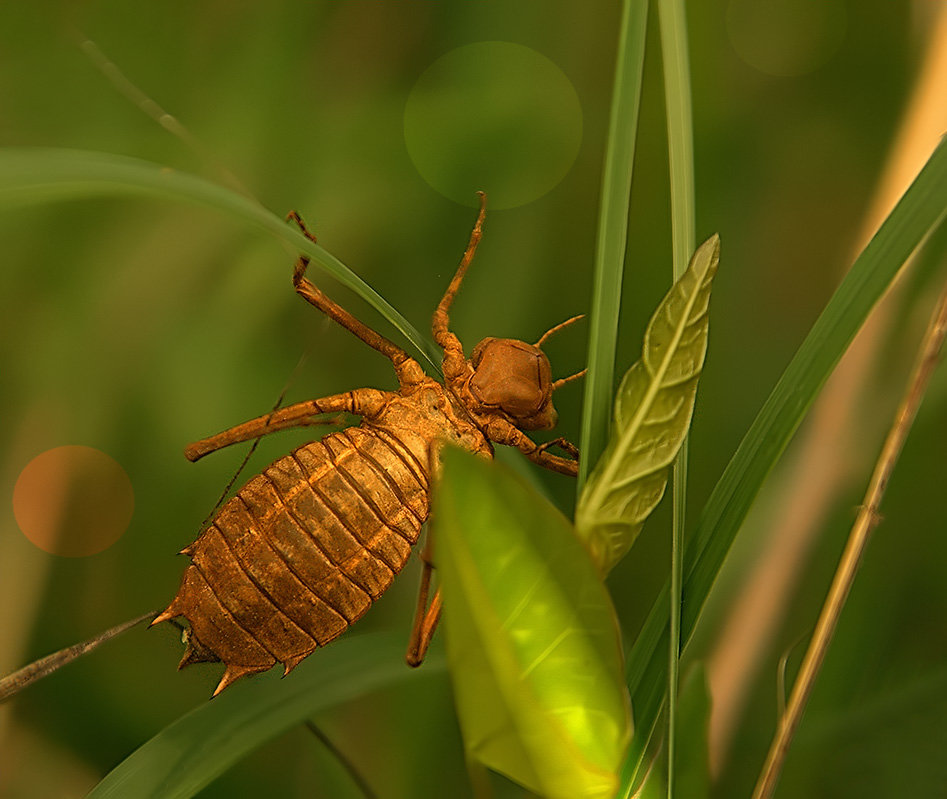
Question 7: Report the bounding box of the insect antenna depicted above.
[534,313,585,348]
[534,314,587,391]
[552,368,588,391]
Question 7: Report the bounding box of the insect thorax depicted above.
[364,380,493,472]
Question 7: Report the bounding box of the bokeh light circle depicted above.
[404,41,583,209]
[727,0,846,78]
[12,446,135,557]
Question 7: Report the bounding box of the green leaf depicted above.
[576,235,719,573]
[434,447,631,799]
[88,632,441,799]
[0,147,440,371]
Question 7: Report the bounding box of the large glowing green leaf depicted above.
[435,447,631,799]
[576,235,719,572]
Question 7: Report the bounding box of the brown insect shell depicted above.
[464,337,558,431]
[159,377,495,695]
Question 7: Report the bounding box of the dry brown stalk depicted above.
[751,274,947,799]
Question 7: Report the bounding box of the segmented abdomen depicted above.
[157,426,429,694]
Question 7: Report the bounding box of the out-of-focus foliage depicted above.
[1,2,944,798]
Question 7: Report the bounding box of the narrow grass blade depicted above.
[673,665,711,798]
[579,0,650,490]
[0,147,440,370]
[576,235,719,573]
[657,0,697,793]
[88,632,441,799]
[435,447,631,799]
[619,135,947,794]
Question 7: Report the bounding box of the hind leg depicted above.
[184,388,389,461]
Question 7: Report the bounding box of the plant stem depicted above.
[658,0,696,794]
[578,0,649,492]
[751,276,947,799]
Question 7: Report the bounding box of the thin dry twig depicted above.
[0,611,159,703]
[751,276,947,799]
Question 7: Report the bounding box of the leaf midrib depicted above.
[583,271,707,515]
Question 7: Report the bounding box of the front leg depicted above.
[535,436,580,460]
[287,212,426,389]
[484,419,579,477]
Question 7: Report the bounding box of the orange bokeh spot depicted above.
[12,446,135,557]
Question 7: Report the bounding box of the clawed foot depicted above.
[535,436,580,460]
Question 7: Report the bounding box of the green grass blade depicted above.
[659,0,696,273]
[576,236,719,573]
[672,665,711,798]
[0,147,440,371]
[87,632,443,799]
[435,447,631,799]
[657,0,697,794]
[618,136,947,794]
[579,0,650,491]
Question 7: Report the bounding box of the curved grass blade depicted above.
[576,235,719,573]
[88,632,442,799]
[0,147,440,371]
[619,135,947,795]
[435,447,631,799]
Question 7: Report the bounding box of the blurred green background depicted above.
[1,2,945,797]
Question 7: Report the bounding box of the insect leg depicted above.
[184,388,390,461]
[287,212,426,388]
[431,192,487,382]
[535,436,580,460]
[405,540,442,667]
[484,419,579,477]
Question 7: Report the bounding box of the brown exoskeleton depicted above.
[153,192,585,694]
